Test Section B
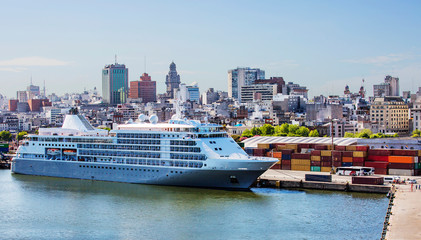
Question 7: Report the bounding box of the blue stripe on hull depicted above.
[11,159,265,189]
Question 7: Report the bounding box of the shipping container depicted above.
[320,150,332,157]
[353,151,367,158]
[298,144,310,149]
[291,165,311,171]
[333,161,342,167]
[310,161,321,166]
[352,157,365,163]
[418,150,421,157]
[342,157,353,163]
[314,145,328,150]
[392,150,418,156]
[305,174,332,182]
[352,176,384,185]
[310,166,321,172]
[311,150,321,156]
[282,154,291,160]
[281,149,294,154]
[291,159,311,166]
[365,161,389,169]
[388,163,414,170]
[272,152,283,158]
[415,169,421,176]
[368,149,392,156]
[310,156,321,161]
[374,168,388,175]
[342,162,353,167]
[388,156,415,164]
[270,164,281,169]
[332,151,343,157]
[321,156,332,161]
[355,145,369,151]
[291,153,311,159]
[281,165,291,170]
[335,145,346,151]
[333,156,341,162]
[367,155,389,162]
[346,145,357,151]
[388,169,414,176]
[353,162,364,167]
[281,160,291,166]
[257,143,271,149]
[320,167,331,172]
[343,151,353,157]
[321,161,332,167]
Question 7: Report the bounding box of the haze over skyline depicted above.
[1,0,421,99]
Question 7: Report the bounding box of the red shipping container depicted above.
[281,165,291,170]
[281,159,291,165]
[321,156,332,161]
[343,152,353,157]
[352,176,384,185]
[321,161,332,167]
[367,155,389,162]
[388,163,414,169]
[356,145,369,151]
[365,161,388,169]
[333,156,341,162]
[332,151,343,157]
[298,144,310,149]
[314,145,328,150]
[335,145,346,151]
[292,153,311,159]
[353,162,364,166]
[415,169,421,176]
[333,161,342,167]
[374,168,388,175]
[311,161,321,166]
[353,157,365,163]
[311,150,321,156]
[368,149,392,156]
[281,149,294,154]
[392,150,418,156]
[273,143,285,148]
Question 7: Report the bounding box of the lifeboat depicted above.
[63,149,77,155]
[47,149,60,155]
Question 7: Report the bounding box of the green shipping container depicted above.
[415,163,421,170]
[0,143,9,148]
[311,166,321,172]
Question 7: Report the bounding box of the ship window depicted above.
[180,171,182,174]
[219,148,222,150]
[214,148,218,150]
[171,171,173,173]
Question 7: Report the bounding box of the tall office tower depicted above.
[165,62,181,98]
[228,67,265,100]
[102,62,129,105]
[17,91,28,103]
[384,75,399,96]
[129,73,157,103]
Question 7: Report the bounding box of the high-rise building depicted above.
[177,83,200,103]
[370,96,409,134]
[240,84,277,103]
[373,75,400,97]
[102,62,129,105]
[17,91,28,103]
[165,62,181,98]
[129,73,157,103]
[228,67,265,100]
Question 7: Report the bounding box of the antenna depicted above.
[115,54,117,64]
[144,56,146,73]
[43,80,46,97]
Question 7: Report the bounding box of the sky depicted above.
[1,0,421,99]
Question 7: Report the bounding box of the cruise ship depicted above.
[11,113,277,189]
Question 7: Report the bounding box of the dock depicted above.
[256,169,390,193]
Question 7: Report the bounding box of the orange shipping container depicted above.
[311,156,321,161]
[342,157,353,162]
[272,152,283,158]
[388,156,415,164]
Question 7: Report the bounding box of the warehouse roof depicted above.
[242,136,359,148]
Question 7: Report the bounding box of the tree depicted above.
[0,131,12,141]
[344,132,355,138]
[296,126,310,137]
[260,124,275,136]
[241,129,253,138]
[251,127,262,136]
[412,129,421,138]
[288,124,299,135]
[356,129,372,138]
[17,131,28,141]
[279,123,289,134]
[309,129,319,137]
[231,135,241,142]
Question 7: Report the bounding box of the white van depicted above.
[384,176,400,183]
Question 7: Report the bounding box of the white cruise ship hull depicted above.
[12,158,275,189]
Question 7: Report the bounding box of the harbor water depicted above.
[0,170,388,240]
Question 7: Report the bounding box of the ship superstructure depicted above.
[12,114,277,189]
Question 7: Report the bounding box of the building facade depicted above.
[373,75,400,97]
[370,97,409,134]
[240,84,277,103]
[165,62,181,98]
[411,96,421,131]
[102,63,129,105]
[228,67,265,100]
[129,73,156,103]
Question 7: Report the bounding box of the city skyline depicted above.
[1,1,421,98]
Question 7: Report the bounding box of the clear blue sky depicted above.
[1,0,421,98]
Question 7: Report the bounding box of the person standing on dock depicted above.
[411,183,413,192]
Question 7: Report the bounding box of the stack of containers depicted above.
[291,153,311,171]
[320,150,332,172]
[352,146,368,167]
[365,149,390,175]
[332,151,343,167]
[270,151,283,169]
[388,149,418,176]
[281,149,293,170]
[342,150,353,167]
[416,150,421,176]
[310,150,321,172]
